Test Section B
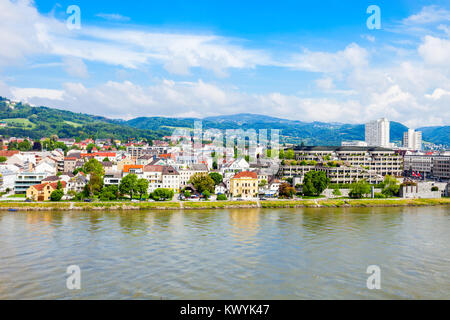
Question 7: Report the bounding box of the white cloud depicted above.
[62,57,89,78]
[425,88,450,100]
[96,13,130,22]
[287,43,368,73]
[402,6,450,25]
[418,36,450,66]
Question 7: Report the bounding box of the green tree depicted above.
[216,194,227,200]
[302,171,330,196]
[151,188,174,201]
[259,179,267,188]
[381,175,400,197]
[0,156,6,163]
[209,172,223,186]
[136,178,149,199]
[99,185,119,201]
[189,173,215,194]
[119,174,138,199]
[18,139,32,151]
[279,149,285,159]
[349,179,371,198]
[50,189,64,201]
[86,143,96,153]
[87,172,103,196]
[83,159,105,177]
[285,149,295,160]
[184,190,191,198]
[203,190,211,199]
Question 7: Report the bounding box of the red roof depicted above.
[0,150,19,157]
[232,171,257,179]
[31,181,66,191]
[143,165,163,172]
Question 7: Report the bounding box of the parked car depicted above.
[84,199,92,202]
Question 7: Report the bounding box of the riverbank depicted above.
[0,198,449,211]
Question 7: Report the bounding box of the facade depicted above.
[26,181,66,201]
[433,156,450,181]
[403,129,422,151]
[179,164,208,187]
[229,171,258,199]
[161,166,180,191]
[64,157,78,172]
[365,118,390,147]
[403,154,433,175]
[15,172,49,194]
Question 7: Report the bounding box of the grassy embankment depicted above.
[0,198,448,211]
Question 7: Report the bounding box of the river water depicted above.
[0,206,449,299]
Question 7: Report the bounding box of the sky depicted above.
[0,0,449,128]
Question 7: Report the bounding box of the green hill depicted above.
[0,97,447,146]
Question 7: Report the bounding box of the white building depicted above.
[403,129,422,151]
[365,118,390,147]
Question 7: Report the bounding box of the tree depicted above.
[151,188,174,201]
[56,181,63,190]
[83,159,105,177]
[136,178,149,199]
[216,194,227,200]
[189,173,215,194]
[119,174,138,199]
[349,180,371,198]
[212,161,218,170]
[0,156,6,163]
[381,175,399,197]
[279,183,296,198]
[86,143,96,153]
[202,190,211,199]
[184,190,191,198]
[50,189,64,201]
[209,172,223,186]
[87,172,103,196]
[259,179,267,188]
[100,185,119,201]
[285,149,295,160]
[279,149,285,159]
[18,139,32,151]
[302,171,330,196]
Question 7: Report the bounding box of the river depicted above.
[0,206,449,299]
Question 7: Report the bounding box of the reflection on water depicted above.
[0,207,449,299]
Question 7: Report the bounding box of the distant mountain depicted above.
[126,113,412,145]
[0,97,448,146]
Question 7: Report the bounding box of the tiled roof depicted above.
[232,171,257,179]
[123,165,143,173]
[31,181,66,191]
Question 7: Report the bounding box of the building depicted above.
[230,171,258,199]
[403,154,433,176]
[433,156,450,181]
[15,172,49,194]
[161,166,180,191]
[341,141,368,147]
[179,164,208,187]
[403,129,422,151]
[365,118,390,147]
[64,157,78,172]
[26,181,66,201]
[280,146,403,184]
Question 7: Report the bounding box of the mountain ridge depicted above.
[0,97,448,146]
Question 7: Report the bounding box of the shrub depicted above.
[216,194,227,201]
[50,189,64,201]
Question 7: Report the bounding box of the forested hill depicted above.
[0,97,171,141]
[0,97,448,146]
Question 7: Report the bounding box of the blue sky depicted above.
[0,0,449,127]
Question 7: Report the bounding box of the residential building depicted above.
[229,171,258,199]
[15,172,49,194]
[179,163,208,187]
[26,181,66,201]
[161,166,180,191]
[365,118,390,147]
[403,129,422,151]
